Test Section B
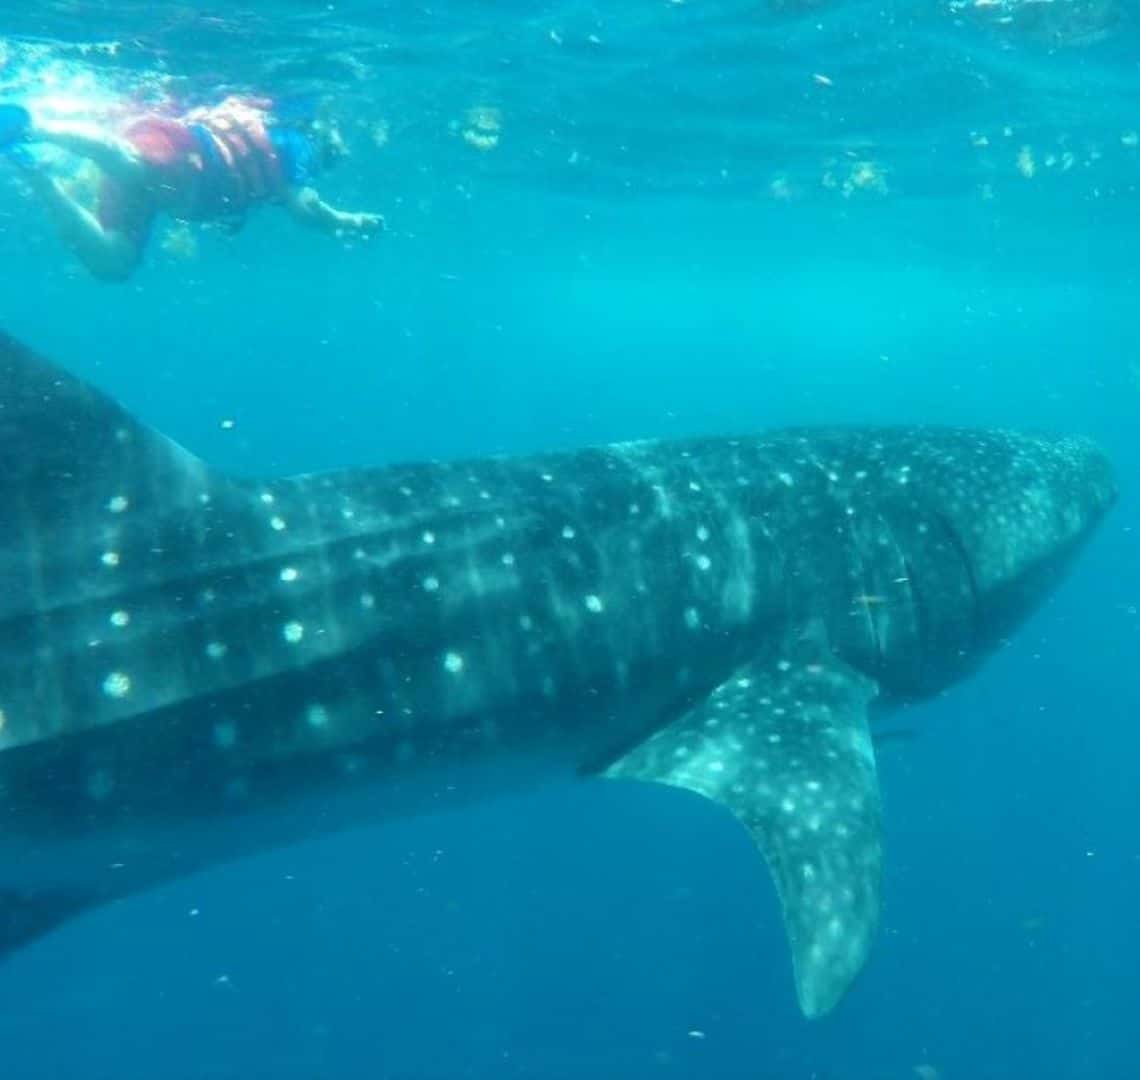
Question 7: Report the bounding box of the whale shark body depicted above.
[0,333,1116,1016]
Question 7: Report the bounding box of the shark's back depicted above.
[0,333,224,617]
[0,338,540,754]
[0,334,273,751]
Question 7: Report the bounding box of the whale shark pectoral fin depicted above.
[606,652,882,1018]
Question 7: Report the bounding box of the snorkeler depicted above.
[0,97,384,281]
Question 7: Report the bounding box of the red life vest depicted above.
[109,97,288,225]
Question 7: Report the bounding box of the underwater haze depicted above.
[1,2,1138,1078]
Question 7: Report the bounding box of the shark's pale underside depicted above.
[0,333,1116,1016]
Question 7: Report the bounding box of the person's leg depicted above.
[20,164,143,281]
[30,118,146,187]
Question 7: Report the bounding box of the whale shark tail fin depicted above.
[606,646,882,1018]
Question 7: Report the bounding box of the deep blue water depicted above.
[1,2,1138,1078]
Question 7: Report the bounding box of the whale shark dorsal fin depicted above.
[606,650,882,1018]
[0,332,237,626]
[0,331,223,534]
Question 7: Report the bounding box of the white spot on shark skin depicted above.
[269,515,287,531]
[107,495,129,513]
[584,594,604,613]
[360,593,376,609]
[561,525,576,540]
[101,551,120,568]
[0,708,6,733]
[205,641,228,660]
[259,492,275,505]
[279,566,300,583]
[695,554,712,572]
[399,485,413,497]
[109,610,130,628]
[443,651,465,674]
[777,471,794,486]
[86,769,115,801]
[501,552,516,566]
[102,672,131,698]
[540,472,554,483]
[781,797,796,814]
[422,530,436,545]
[519,614,534,631]
[282,621,305,644]
[688,481,702,492]
[696,525,710,542]
[306,704,330,729]
[684,607,701,630]
[422,575,440,592]
[212,721,238,749]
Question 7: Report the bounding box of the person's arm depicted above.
[282,186,384,236]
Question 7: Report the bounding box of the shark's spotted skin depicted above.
[607,648,880,1018]
[0,333,1116,1015]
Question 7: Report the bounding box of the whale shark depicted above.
[0,332,1116,1016]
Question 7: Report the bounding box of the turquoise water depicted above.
[1,3,1138,1078]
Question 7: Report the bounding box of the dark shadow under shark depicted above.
[0,333,1116,1016]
